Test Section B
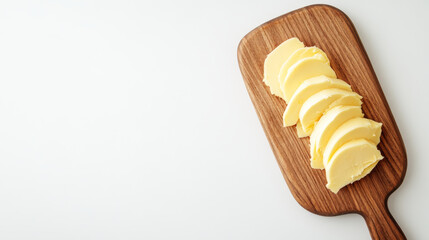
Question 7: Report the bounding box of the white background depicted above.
[0,0,427,239]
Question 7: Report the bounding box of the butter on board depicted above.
[262,37,383,193]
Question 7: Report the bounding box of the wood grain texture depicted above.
[237,5,407,240]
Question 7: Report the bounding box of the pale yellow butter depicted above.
[323,118,382,168]
[281,55,336,103]
[262,37,384,193]
[296,120,310,138]
[278,47,329,89]
[325,139,383,193]
[299,89,362,136]
[283,76,351,127]
[310,106,364,169]
[263,38,304,99]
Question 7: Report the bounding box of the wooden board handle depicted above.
[363,200,406,239]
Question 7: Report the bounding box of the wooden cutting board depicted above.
[237,4,407,240]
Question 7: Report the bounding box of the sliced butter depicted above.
[281,55,336,103]
[310,105,364,169]
[326,139,383,193]
[278,47,329,88]
[299,89,362,136]
[296,120,311,138]
[263,38,304,98]
[283,76,351,127]
[323,118,382,168]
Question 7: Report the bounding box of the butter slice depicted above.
[323,118,382,168]
[263,38,304,98]
[278,47,329,89]
[283,76,351,127]
[296,120,309,138]
[281,55,336,103]
[310,105,363,169]
[326,139,383,193]
[299,89,362,136]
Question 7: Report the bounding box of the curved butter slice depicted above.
[296,120,309,138]
[263,38,304,98]
[283,76,351,127]
[278,47,329,88]
[281,54,336,103]
[299,89,362,136]
[323,118,382,168]
[326,139,383,193]
[310,105,363,169]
